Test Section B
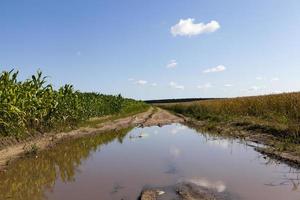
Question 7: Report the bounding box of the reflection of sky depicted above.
[207,139,231,149]
[186,177,226,193]
[170,124,187,134]
[169,146,181,157]
[14,123,300,200]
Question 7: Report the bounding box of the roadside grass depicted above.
[160,92,300,145]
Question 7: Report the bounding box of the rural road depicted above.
[0,107,184,170]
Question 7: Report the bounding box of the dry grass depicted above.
[160,92,300,142]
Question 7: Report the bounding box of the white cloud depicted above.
[248,86,260,91]
[203,65,226,73]
[135,80,147,85]
[151,83,157,87]
[248,85,266,92]
[256,76,263,80]
[271,77,279,82]
[166,60,177,69]
[174,85,184,90]
[169,82,176,86]
[224,84,233,87]
[169,81,184,90]
[197,83,212,89]
[272,90,282,94]
[171,18,220,37]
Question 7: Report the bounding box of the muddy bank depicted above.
[180,116,300,168]
[255,147,300,168]
[140,182,233,200]
[0,108,183,170]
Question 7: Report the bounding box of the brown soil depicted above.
[0,107,183,170]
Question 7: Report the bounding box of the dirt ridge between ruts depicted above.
[0,107,184,171]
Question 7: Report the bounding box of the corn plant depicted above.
[0,70,148,138]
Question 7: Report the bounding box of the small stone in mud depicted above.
[140,190,158,200]
[140,182,229,200]
[176,182,219,200]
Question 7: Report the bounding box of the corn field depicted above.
[161,93,300,141]
[0,70,148,137]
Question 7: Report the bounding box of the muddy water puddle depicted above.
[1,124,300,200]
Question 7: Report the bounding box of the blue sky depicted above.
[1,0,300,100]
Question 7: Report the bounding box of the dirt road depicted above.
[0,107,183,170]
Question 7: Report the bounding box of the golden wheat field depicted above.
[161,92,300,140]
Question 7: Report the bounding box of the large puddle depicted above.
[1,124,300,200]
